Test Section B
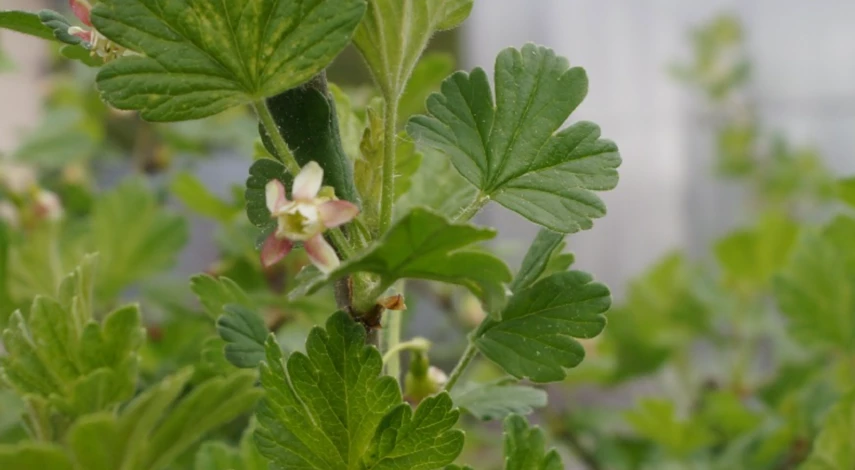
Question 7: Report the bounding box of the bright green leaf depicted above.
[503,414,563,470]
[256,311,463,469]
[838,177,855,209]
[452,382,547,421]
[191,274,253,320]
[774,231,855,352]
[475,271,610,382]
[217,304,269,369]
[398,53,455,123]
[91,180,187,301]
[625,399,714,458]
[408,44,621,233]
[195,442,242,470]
[0,443,73,470]
[171,172,238,222]
[67,414,122,470]
[91,0,366,121]
[291,209,511,312]
[714,213,799,291]
[353,0,473,98]
[801,393,855,470]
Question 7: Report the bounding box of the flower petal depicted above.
[69,0,92,26]
[68,26,92,43]
[260,233,293,267]
[318,200,359,228]
[265,179,288,214]
[292,161,323,200]
[305,234,340,274]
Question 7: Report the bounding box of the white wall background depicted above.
[466,0,855,297]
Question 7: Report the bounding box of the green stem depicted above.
[382,337,430,364]
[328,227,356,260]
[253,100,301,175]
[378,95,398,234]
[443,342,479,392]
[384,309,403,382]
[453,192,490,223]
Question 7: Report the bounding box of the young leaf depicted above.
[91,179,187,301]
[837,177,855,209]
[474,271,611,383]
[91,0,366,121]
[191,275,253,320]
[625,399,714,458]
[353,0,473,98]
[774,231,855,352]
[503,414,563,470]
[0,443,73,470]
[194,442,242,470]
[509,229,566,293]
[171,172,239,223]
[216,304,269,369]
[408,44,621,233]
[714,213,799,291]
[800,393,855,470]
[255,311,463,469]
[452,382,547,421]
[290,209,511,312]
[398,53,456,123]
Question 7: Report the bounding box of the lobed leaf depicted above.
[91,0,366,121]
[452,382,547,421]
[474,271,610,382]
[800,393,855,470]
[255,311,463,469]
[216,304,269,369]
[503,415,563,470]
[408,44,621,233]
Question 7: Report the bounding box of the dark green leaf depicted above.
[408,44,621,233]
[255,311,463,469]
[475,271,610,382]
[245,158,292,229]
[509,229,565,293]
[291,209,512,312]
[91,0,366,121]
[0,10,54,40]
[262,80,360,204]
[216,304,269,369]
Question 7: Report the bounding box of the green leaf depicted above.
[408,44,621,233]
[509,229,566,293]
[171,172,238,222]
[291,209,511,312]
[625,399,714,458]
[801,393,855,470]
[245,158,293,230]
[216,304,269,369]
[92,179,187,301]
[353,0,473,98]
[142,370,263,470]
[398,53,455,123]
[0,10,54,40]
[67,414,123,470]
[191,274,253,320]
[255,311,463,469]
[91,0,366,121]
[474,271,610,382]
[195,442,242,470]
[503,414,563,470]
[0,443,73,470]
[261,80,360,204]
[714,213,799,291]
[774,231,855,352]
[452,382,547,421]
[838,177,855,209]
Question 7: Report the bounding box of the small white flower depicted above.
[0,201,19,229]
[261,162,359,273]
[0,162,37,195]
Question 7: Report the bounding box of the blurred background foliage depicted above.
[0,8,854,470]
